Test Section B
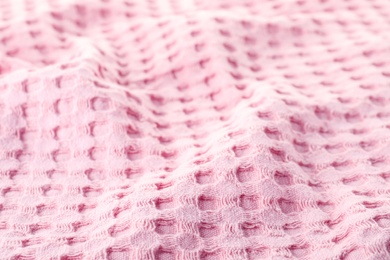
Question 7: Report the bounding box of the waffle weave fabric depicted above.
[1,0,390,259]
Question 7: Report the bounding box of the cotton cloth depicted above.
[1,0,390,259]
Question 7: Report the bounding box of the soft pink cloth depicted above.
[1,0,390,259]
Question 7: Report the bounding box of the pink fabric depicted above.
[1,0,390,259]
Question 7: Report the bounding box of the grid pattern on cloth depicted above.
[0,0,390,259]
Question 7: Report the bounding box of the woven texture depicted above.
[1,0,390,259]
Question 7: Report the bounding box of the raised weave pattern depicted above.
[1,0,390,259]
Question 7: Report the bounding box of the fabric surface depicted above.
[1,0,390,259]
